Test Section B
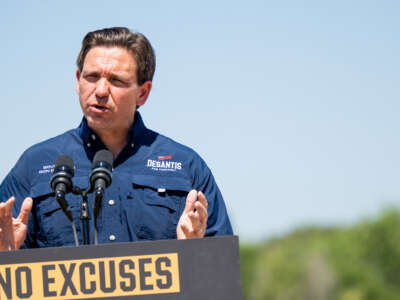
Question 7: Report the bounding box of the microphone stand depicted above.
[72,186,91,245]
[93,188,105,245]
[55,191,79,247]
[93,192,101,245]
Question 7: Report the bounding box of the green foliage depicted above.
[240,209,400,300]
[240,244,261,298]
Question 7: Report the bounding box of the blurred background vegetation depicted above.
[240,209,400,300]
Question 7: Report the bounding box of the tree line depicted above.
[240,209,400,300]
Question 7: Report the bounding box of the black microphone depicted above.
[50,155,74,222]
[90,150,113,220]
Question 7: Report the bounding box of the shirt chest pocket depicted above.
[31,177,88,247]
[123,175,191,241]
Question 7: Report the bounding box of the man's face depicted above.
[76,46,151,135]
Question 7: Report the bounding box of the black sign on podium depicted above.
[0,236,242,300]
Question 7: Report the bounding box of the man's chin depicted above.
[86,117,110,132]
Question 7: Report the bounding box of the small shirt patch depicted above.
[38,164,55,174]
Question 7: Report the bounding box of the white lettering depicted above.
[146,159,183,172]
[43,165,54,170]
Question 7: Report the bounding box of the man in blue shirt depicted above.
[0,27,232,250]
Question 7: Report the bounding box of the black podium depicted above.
[0,236,242,300]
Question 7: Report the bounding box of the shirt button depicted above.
[131,143,134,148]
[87,142,91,147]
[91,134,96,140]
[109,235,116,241]
[108,199,115,206]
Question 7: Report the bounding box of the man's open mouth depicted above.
[91,104,108,112]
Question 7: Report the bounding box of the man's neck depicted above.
[96,128,129,158]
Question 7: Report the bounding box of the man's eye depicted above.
[111,78,125,86]
[84,75,99,82]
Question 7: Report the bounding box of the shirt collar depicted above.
[78,111,147,148]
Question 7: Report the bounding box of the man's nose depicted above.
[95,78,110,98]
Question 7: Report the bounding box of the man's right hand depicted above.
[0,197,33,251]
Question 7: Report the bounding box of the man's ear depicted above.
[137,81,152,107]
[75,69,81,94]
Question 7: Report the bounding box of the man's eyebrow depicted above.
[82,70,100,75]
[110,74,126,80]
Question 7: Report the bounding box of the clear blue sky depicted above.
[1,1,399,241]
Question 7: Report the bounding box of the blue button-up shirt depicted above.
[0,112,233,248]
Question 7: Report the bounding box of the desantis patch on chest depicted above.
[146,155,182,172]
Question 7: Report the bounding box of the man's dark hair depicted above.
[76,27,156,85]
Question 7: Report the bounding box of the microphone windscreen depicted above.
[54,155,74,175]
[92,150,113,169]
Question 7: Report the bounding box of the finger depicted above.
[4,197,15,218]
[0,202,6,219]
[18,198,33,225]
[183,190,197,213]
[178,222,191,239]
[188,212,202,232]
[195,201,208,225]
[198,191,208,210]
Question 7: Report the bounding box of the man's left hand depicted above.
[177,190,208,239]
